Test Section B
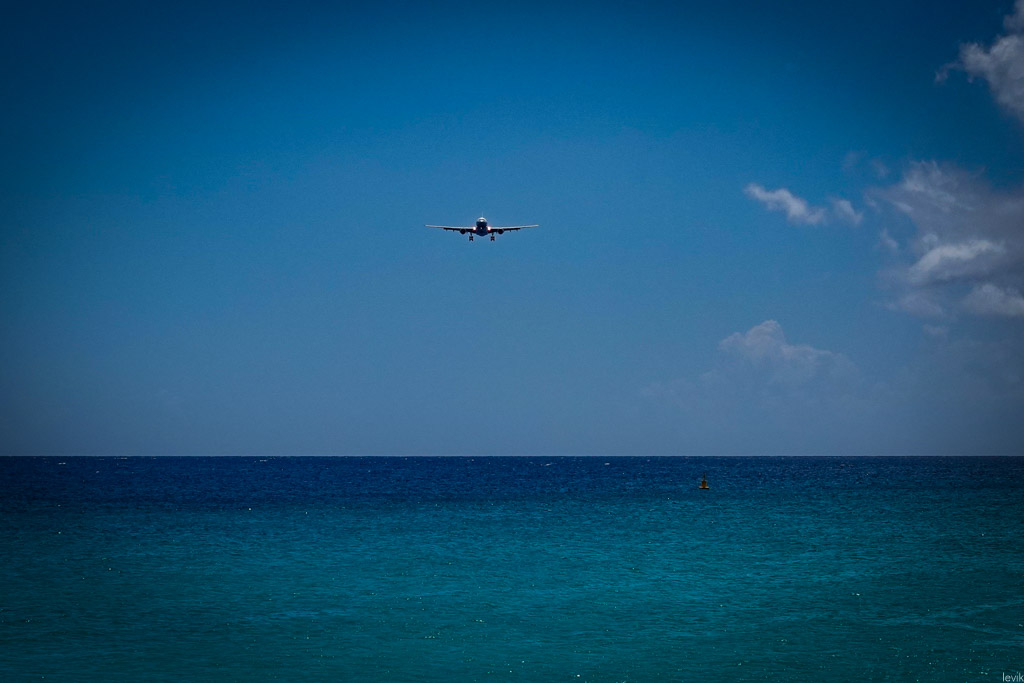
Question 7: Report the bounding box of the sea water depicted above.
[1,456,1021,681]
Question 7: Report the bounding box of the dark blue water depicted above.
[1,456,1022,681]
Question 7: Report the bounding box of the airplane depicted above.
[425,216,539,241]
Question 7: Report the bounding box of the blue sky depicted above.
[2,0,1023,455]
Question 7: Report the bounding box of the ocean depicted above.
[1,456,1021,681]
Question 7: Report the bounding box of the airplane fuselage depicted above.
[467,218,503,237]
[425,216,538,240]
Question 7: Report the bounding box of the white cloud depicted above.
[642,319,1024,454]
[716,320,858,388]
[744,183,826,225]
[876,162,1024,318]
[887,291,948,319]
[962,283,1024,317]
[944,0,1024,123]
[1008,0,1024,32]
[831,197,864,225]
[959,37,1024,122]
[906,239,1007,286]
[1007,0,1024,31]
[877,229,900,254]
[642,320,873,454]
[745,183,863,227]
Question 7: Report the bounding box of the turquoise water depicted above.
[1,456,1022,681]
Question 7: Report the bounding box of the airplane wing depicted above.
[425,225,475,232]
[488,225,539,231]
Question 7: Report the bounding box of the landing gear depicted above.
[469,234,474,241]
[490,234,495,241]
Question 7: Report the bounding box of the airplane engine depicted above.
[496,230,504,235]
[459,229,466,234]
